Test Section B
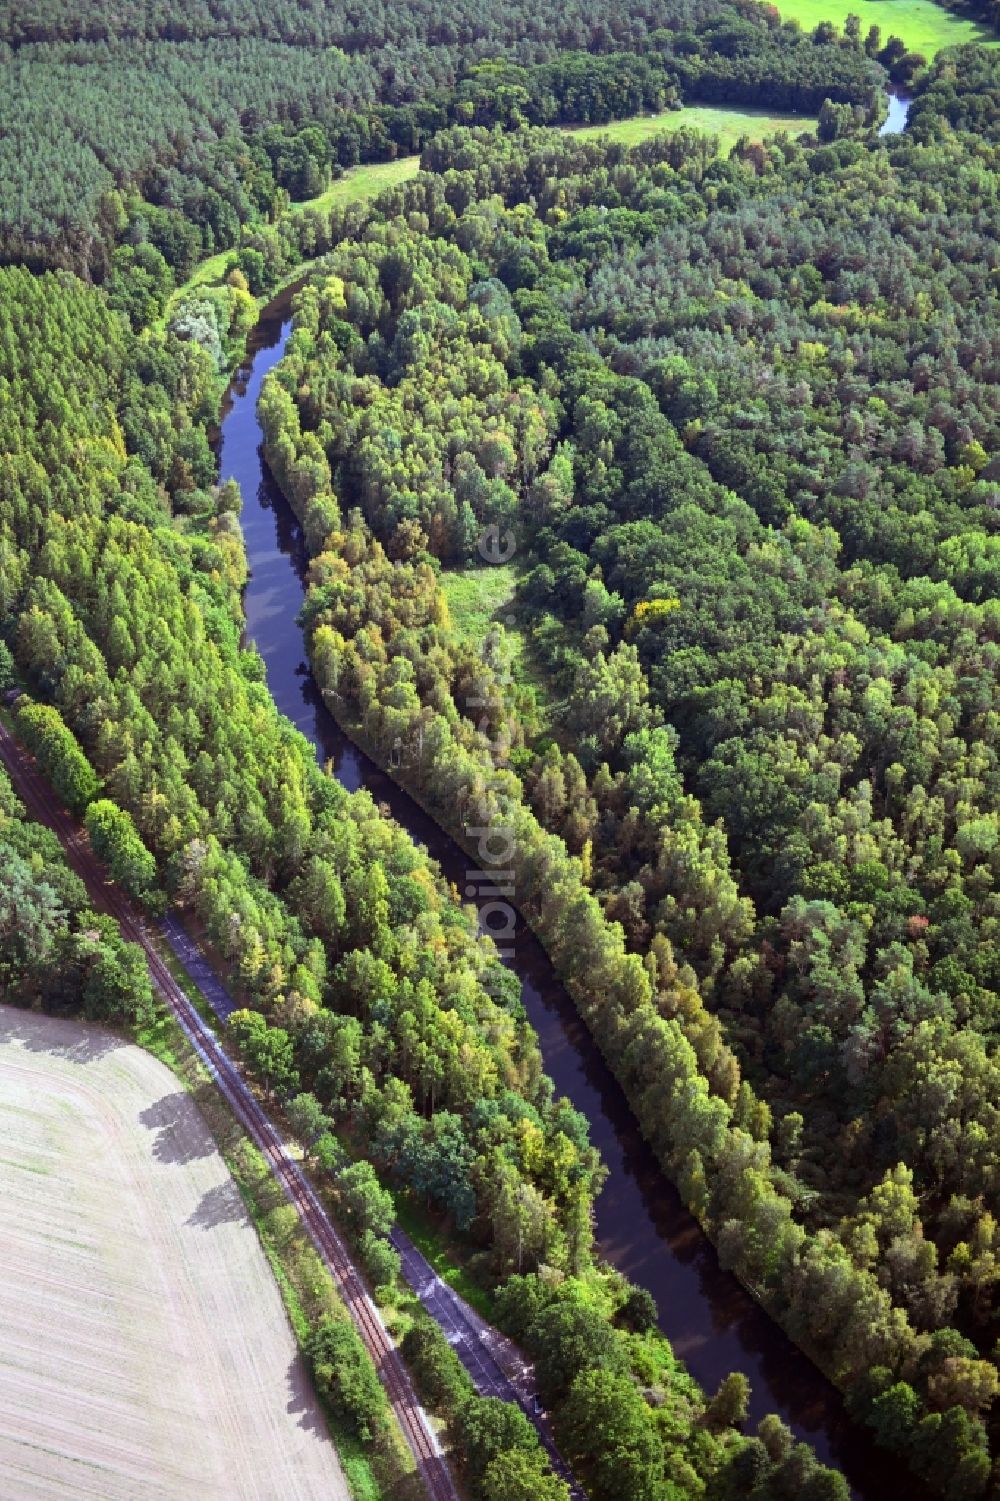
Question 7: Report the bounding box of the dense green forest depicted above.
[0,251,849,1497]
[1,1,898,274]
[1,262,605,1274]
[0,765,155,1024]
[251,45,1000,1498]
[3,2,1000,1498]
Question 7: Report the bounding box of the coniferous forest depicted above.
[3,3,1000,1500]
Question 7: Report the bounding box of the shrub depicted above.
[16,699,99,813]
[306,1314,387,1441]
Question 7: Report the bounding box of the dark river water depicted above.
[218,288,910,1500]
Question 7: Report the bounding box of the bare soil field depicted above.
[0,1005,350,1501]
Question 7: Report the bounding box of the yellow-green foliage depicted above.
[772,0,996,55]
[569,102,818,150]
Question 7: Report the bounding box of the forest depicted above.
[0,763,154,1024]
[1,1,899,275]
[2,2,1000,1499]
[256,43,1000,1500]
[0,253,850,1498]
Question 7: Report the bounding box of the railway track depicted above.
[0,721,459,1501]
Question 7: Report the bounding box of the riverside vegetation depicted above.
[260,44,1000,1501]
[0,152,847,1501]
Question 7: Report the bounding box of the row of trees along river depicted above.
[219,195,912,1495]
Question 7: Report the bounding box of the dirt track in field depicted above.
[0,1005,349,1501]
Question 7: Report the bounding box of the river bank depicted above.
[215,278,919,1501]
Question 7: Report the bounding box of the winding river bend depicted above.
[219,288,906,1501]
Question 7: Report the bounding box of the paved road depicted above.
[390,1227,585,1498]
[0,722,458,1501]
[160,905,585,1496]
[161,914,237,1020]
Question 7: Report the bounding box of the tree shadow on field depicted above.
[285,1353,328,1439]
[139,1090,216,1165]
[0,1003,123,1064]
[186,1179,248,1230]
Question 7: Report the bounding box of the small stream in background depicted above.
[880,90,912,134]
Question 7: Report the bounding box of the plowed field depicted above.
[0,1006,349,1501]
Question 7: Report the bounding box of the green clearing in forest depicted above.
[568,102,818,149]
[772,0,996,56]
[439,563,530,688]
[440,563,519,644]
[439,563,553,718]
[163,156,421,320]
[287,156,421,217]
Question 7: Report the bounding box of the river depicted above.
[880,90,912,135]
[217,288,910,1501]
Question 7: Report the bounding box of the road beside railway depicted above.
[0,719,459,1501]
[158,916,584,1499]
[0,719,585,1501]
